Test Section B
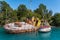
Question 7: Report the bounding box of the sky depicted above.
[1,0,60,14]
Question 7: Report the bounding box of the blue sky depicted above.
[1,0,60,14]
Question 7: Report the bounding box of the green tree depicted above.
[17,4,33,21]
[34,4,47,18]
[53,13,60,26]
[45,10,53,23]
[34,4,53,25]
[8,10,18,22]
[0,1,13,25]
[17,4,27,20]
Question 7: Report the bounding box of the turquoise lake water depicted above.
[0,27,60,40]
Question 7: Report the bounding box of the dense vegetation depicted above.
[0,1,60,26]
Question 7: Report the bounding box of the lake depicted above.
[0,27,60,40]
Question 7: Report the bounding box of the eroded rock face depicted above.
[14,22,22,27]
[4,22,38,33]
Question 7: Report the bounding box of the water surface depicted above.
[0,27,60,40]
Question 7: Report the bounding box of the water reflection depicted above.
[0,27,60,40]
[0,28,51,40]
[38,32,51,40]
[40,32,51,37]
